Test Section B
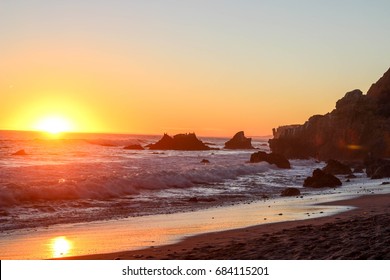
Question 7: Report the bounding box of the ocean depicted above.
[0,130,319,231]
[1,130,388,259]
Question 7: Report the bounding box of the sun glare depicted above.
[51,236,72,258]
[35,116,73,134]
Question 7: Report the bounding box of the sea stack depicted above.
[224,131,254,149]
[269,67,390,160]
[148,133,211,150]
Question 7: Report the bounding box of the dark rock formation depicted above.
[365,158,390,178]
[371,165,390,179]
[148,133,211,150]
[200,159,210,164]
[12,149,27,156]
[224,131,254,149]
[281,187,301,197]
[124,144,144,150]
[322,159,352,175]
[303,169,342,188]
[250,151,291,169]
[269,68,390,160]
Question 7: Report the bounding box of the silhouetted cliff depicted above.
[269,68,390,160]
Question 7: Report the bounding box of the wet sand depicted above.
[68,193,390,260]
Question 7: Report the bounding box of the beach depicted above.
[65,192,390,260]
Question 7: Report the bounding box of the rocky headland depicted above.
[269,68,390,161]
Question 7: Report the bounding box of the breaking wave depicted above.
[0,161,272,207]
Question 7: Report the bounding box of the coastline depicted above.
[1,177,388,260]
[66,192,390,260]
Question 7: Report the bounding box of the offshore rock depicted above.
[250,151,291,169]
[224,131,254,149]
[269,68,390,160]
[148,133,211,150]
[322,159,352,175]
[364,158,390,178]
[303,169,342,188]
[371,165,390,179]
[280,187,301,197]
[365,157,390,179]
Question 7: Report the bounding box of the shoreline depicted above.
[1,179,388,260]
[65,192,390,260]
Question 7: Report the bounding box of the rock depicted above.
[269,68,390,160]
[303,169,342,188]
[250,151,291,169]
[367,66,390,117]
[346,174,357,179]
[224,131,254,149]
[322,159,352,175]
[124,144,144,150]
[364,158,390,178]
[371,165,390,179]
[148,133,211,150]
[281,187,301,197]
[200,159,210,164]
[12,149,27,156]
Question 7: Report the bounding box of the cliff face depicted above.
[269,68,390,160]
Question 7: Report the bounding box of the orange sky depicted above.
[1,1,390,137]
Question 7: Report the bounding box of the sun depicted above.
[35,116,73,134]
[51,236,72,258]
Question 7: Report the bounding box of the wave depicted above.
[84,138,143,147]
[0,162,272,207]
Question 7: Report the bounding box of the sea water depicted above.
[0,130,324,231]
[1,130,389,259]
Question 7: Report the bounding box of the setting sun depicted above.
[35,116,73,134]
[51,236,72,258]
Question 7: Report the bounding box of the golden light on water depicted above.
[51,236,72,258]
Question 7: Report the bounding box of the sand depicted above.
[67,193,390,260]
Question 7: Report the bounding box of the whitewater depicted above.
[0,130,386,233]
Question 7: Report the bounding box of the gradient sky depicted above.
[1,0,390,136]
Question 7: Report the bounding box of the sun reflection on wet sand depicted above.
[51,236,72,258]
[0,192,363,259]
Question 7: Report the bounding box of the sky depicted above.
[1,0,390,137]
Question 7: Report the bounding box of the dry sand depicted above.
[68,193,390,260]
